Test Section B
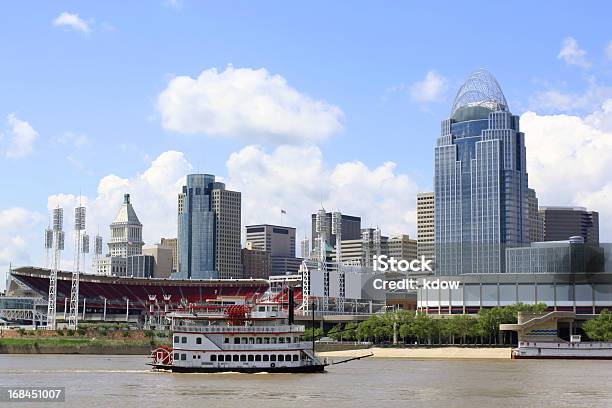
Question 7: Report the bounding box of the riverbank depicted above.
[319,346,512,359]
[0,338,167,355]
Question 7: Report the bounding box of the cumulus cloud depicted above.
[410,70,448,103]
[557,36,590,68]
[157,66,344,144]
[522,100,612,239]
[53,12,91,33]
[226,145,419,245]
[4,114,38,158]
[529,79,612,113]
[0,207,44,290]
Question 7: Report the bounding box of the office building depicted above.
[311,212,361,250]
[331,239,364,264]
[241,244,272,279]
[417,192,435,262]
[108,194,144,257]
[160,237,178,273]
[246,224,302,276]
[434,69,529,275]
[540,206,599,244]
[388,234,418,262]
[527,188,544,243]
[176,174,242,280]
[506,237,603,274]
[143,245,173,278]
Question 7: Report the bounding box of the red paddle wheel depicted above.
[224,304,251,325]
[150,345,173,366]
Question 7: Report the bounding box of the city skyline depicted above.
[1,2,612,290]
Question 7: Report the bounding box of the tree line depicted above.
[304,304,548,345]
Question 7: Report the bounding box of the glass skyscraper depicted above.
[434,69,529,275]
[176,174,218,280]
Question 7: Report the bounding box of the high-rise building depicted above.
[241,244,272,279]
[434,70,529,275]
[176,174,242,280]
[211,187,243,279]
[527,188,544,243]
[160,237,178,273]
[143,245,173,278]
[108,194,144,257]
[245,224,296,257]
[360,228,388,267]
[330,239,364,264]
[388,234,418,262]
[417,192,435,262]
[300,237,310,259]
[245,224,301,276]
[539,206,599,244]
[311,212,361,250]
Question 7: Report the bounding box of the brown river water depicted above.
[1,354,611,407]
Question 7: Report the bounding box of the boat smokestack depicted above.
[288,287,294,325]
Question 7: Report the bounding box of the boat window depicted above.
[293,355,299,361]
[256,338,262,344]
[279,337,285,343]
[218,355,224,362]
[255,355,261,362]
[263,338,270,344]
[211,355,217,362]
[234,337,240,344]
[248,355,254,362]
[241,337,248,344]
[233,355,239,362]
[248,337,254,344]
[174,353,179,360]
[181,354,186,361]
[224,338,230,343]
[278,355,284,362]
[181,337,187,344]
[193,355,197,359]
[263,355,269,362]
[258,306,266,312]
[286,337,291,343]
[270,338,277,344]
[196,337,202,345]
[240,355,246,362]
[174,336,179,343]
[272,306,278,311]
[270,355,276,362]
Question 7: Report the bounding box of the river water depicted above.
[1,354,611,407]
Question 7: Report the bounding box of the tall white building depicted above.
[417,192,435,263]
[108,194,144,257]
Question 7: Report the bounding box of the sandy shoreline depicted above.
[319,347,512,359]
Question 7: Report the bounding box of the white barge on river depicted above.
[501,311,612,359]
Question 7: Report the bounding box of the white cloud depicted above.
[58,131,89,148]
[557,36,590,68]
[226,145,419,246]
[4,114,38,158]
[606,41,612,61]
[410,70,448,103]
[157,66,344,144]
[522,100,612,240]
[0,208,44,291]
[529,79,612,113]
[53,12,91,34]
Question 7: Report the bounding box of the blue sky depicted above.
[1,1,612,286]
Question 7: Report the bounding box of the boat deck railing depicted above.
[519,341,612,349]
[172,324,305,333]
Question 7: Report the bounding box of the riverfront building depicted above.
[176,174,242,280]
[540,206,599,244]
[434,69,529,275]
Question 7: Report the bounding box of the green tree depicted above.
[583,309,612,341]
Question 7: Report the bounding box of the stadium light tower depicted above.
[46,207,65,330]
[68,204,86,329]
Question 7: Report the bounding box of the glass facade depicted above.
[176,174,218,279]
[434,70,529,275]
